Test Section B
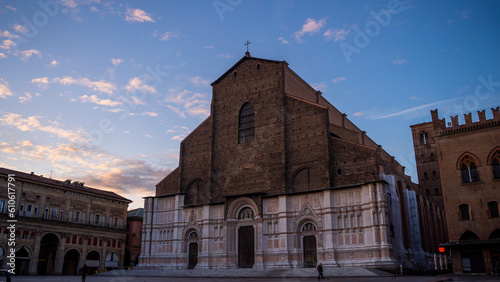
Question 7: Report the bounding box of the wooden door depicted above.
[238,226,254,268]
[188,242,198,269]
[303,235,317,268]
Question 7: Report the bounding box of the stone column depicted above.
[322,190,337,267]
[100,237,108,273]
[54,233,67,274]
[80,235,89,269]
[119,238,126,269]
[29,230,43,274]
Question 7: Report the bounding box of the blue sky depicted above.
[1,0,499,209]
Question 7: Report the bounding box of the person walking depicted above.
[317,263,325,280]
[81,264,88,282]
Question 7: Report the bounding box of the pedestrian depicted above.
[81,264,88,282]
[317,263,325,280]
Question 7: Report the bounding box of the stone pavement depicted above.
[99,267,395,278]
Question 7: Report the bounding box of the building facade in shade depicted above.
[139,54,447,271]
[125,208,143,267]
[411,108,500,274]
[0,168,131,275]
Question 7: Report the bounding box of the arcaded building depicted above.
[411,108,500,274]
[0,168,131,275]
[139,53,446,271]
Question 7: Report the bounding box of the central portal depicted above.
[238,226,254,268]
[303,235,317,268]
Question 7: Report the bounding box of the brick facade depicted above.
[140,54,446,271]
[411,108,500,274]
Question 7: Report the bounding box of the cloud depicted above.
[217,53,233,59]
[0,78,13,98]
[332,77,347,84]
[17,49,42,61]
[124,77,156,94]
[111,58,123,66]
[172,134,186,141]
[48,59,59,67]
[457,9,472,19]
[204,45,213,49]
[0,30,19,38]
[19,92,33,103]
[189,76,210,87]
[392,56,407,65]
[125,8,155,23]
[5,5,16,11]
[12,24,28,33]
[79,94,123,107]
[310,82,327,92]
[353,112,363,117]
[294,18,326,41]
[32,76,116,94]
[323,28,350,42]
[0,113,85,142]
[145,134,153,138]
[0,53,6,59]
[157,31,181,41]
[278,37,289,44]
[140,112,159,117]
[0,39,15,49]
[165,89,210,118]
[374,97,462,119]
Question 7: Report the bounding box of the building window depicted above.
[420,154,425,163]
[460,155,479,183]
[490,149,500,179]
[238,103,255,144]
[19,204,24,216]
[114,217,118,228]
[75,211,80,223]
[420,132,429,145]
[0,200,5,214]
[434,188,440,196]
[459,204,470,221]
[423,172,428,181]
[432,171,437,179]
[95,214,100,225]
[44,207,49,219]
[488,201,499,219]
[34,206,38,217]
[430,153,435,161]
[68,211,73,222]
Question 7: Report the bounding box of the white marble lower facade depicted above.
[139,180,428,270]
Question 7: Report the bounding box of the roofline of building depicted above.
[0,167,132,203]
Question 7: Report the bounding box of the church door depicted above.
[303,235,317,268]
[188,242,198,269]
[238,226,254,268]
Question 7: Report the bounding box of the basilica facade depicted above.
[139,53,446,270]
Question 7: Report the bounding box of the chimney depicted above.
[342,113,347,128]
[31,172,34,175]
[316,91,322,104]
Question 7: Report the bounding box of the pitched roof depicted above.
[0,167,132,202]
[211,53,286,85]
[127,208,144,218]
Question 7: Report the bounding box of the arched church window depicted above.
[301,222,316,232]
[238,103,254,144]
[238,207,254,220]
[460,155,479,183]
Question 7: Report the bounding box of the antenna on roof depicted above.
[50,170,53,178]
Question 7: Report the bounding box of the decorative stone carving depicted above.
[238,207,254,220]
